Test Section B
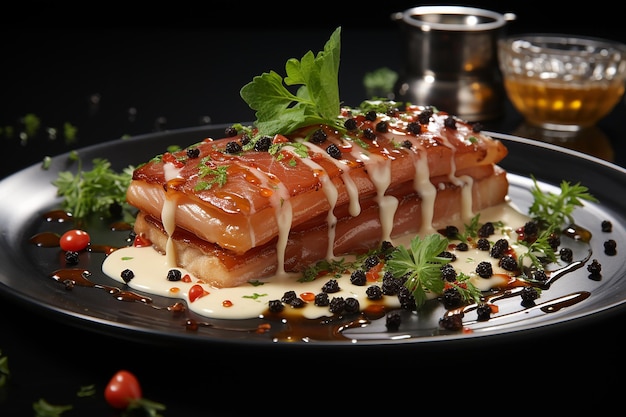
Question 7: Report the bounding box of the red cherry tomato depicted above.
[188,284,206,302]
[59,229,90,251]
[104,370,142,409]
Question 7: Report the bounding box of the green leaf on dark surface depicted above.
[240,27,342,137]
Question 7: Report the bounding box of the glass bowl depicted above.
[498,34,626,131]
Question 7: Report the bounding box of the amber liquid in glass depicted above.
[504,77,625,130]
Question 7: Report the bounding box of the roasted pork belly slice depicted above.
[127,107,508,254]
[132,165,509,288]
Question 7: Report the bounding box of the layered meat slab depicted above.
[127,105,509,287]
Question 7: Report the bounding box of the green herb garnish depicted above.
[299,257,355,282]
[240,27,343,138]
[517,225,559,270]
[52,156,135,224]
[194,162,229,191]
[385,234,458,309]
[528,175,598,227]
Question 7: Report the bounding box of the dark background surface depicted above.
[2,2,626,415]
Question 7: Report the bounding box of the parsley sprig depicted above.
[239,27,343,138]
[517,225,559,270]
[386,234,459,308]
[528,175,598,227]
[52,152,135,224]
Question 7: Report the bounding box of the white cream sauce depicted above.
[102,203,531,320]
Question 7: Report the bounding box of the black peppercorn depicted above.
[350,269,367,286]
[444,116,457,129]
[439,314,463,331]
[438,251,456,262]
[440,264,457,282]
[289,297,306,308]
[281,290,297,304]
[186,147,200,158]
[224,141,242,154]
[604,239,617,255]
[499,255,518,272]
[121,268,134,283]
[559,247,573,262]
[520,286,539,305]
[224,126,238,137]
[476,261,493,278]
[326,143,342,159]
[478,222,495,237]
[406,122,421,134]
[362,128,376,140]
[366,285,383,300]
[476,303,492,321]
[382,276,403,295]
[268,299,284,313]
[601,220,613,232]
[321,279,340,293]
[310,128,327,144]
[456,242,469,252]
[490,238,509,258]
[442,287,463,309]
[587,259,602,276]
[166,269,182,281]
[65,251,79,265]
[329,296,345,314]
[254,136,272,152]
[344,297,360,313]
[362,255,380,271]
[532,269,548,282]
[397,286,417,310]
[314,292,330,306]
[476,238,490,251]
[386,312,402,330]
[418,108,433,124]
[344,118,358,130]
[443,225,459,238]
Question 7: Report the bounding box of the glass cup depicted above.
[498,34,626,131]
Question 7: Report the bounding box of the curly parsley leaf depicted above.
[384,234,452,309]
[451,272,483,305]
[52,156,135,224]
[239,26,342,137]
[528,175,598,227]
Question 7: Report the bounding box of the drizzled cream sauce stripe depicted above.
[299,141,361,218]
[426,118,474,223]
[286,145,339,260]
[403,137,438,235]
[162,163,183,267]
[236,161,293,277]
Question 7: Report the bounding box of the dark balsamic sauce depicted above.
[31,209,597,343]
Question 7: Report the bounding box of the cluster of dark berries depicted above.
[268,278,361,315]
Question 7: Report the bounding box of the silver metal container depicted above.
[392,5,516,121]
